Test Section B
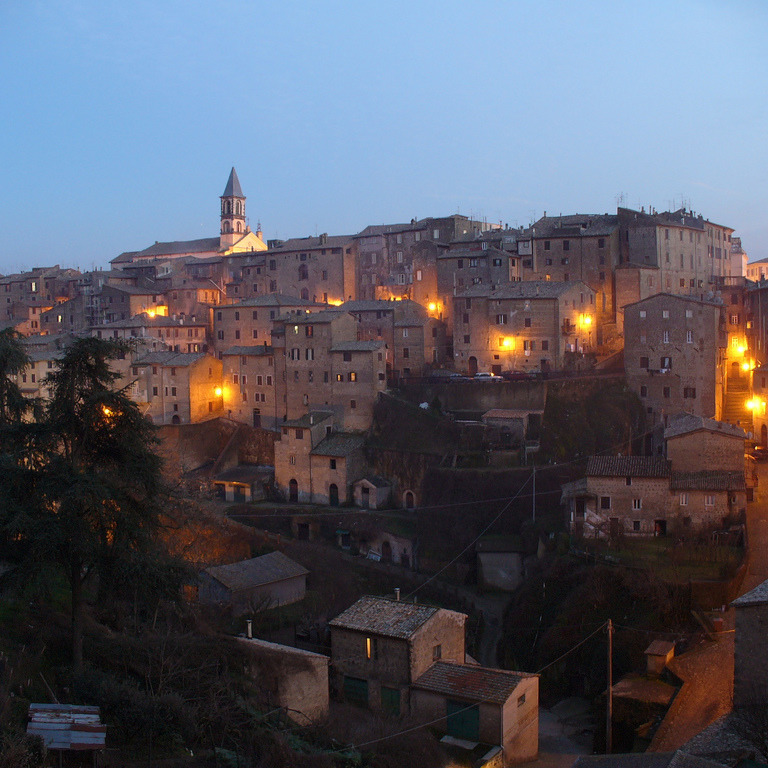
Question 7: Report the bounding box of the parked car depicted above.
[501,370,534,381]
[474,372,503,382]
[752,445,768,462]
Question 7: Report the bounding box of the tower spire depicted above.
[220,167,245,248]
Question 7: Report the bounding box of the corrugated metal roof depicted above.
[204,551,308,592]
[412,661,533,705]
[330,596,440,639]
[586,456,671,478]
[27,704,106,751]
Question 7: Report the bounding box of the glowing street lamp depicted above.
[214,387,223,398]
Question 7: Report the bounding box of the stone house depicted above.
[131,351,223,425]
[92,312,208,353]
[623,293,726,430]
[220,345,282,429]
[452,281,596,375]
[732,578,768,708]
[352,476,392,510]
[213,294,319,354]
[411,662,539,765]
[329,596,466,715]
[199,551,308,615]
[563,416,747,538]
[239,637,329,725]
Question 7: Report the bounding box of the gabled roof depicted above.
[586,456,671,478]
[412,661,533,705]
[665,413,746,441]
[670,471,745,491]
[311,433,365,458]
[281,411,334,429]
[268,234,353,251]
[330,596,446,639]
[204,551,307,592]
[732,577,768,607]
[228,294,318,308]
[115,238,221,262]
[222,167,243,198]
[531,213,619,238]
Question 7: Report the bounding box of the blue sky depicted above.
[1,0,766,273]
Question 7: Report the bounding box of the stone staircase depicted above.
[722,375,753,433]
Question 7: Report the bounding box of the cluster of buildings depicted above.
[4,167,768,521]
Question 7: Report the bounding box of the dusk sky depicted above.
[1,0,766,274]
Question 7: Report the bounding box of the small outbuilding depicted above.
[352,476,392,510]
[27,703,106,764]
[411,661,539,765]
[213,465,272,503]
[199,551,308,615]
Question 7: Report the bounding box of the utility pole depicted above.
[532,464,536,523]
[606,619,613,754]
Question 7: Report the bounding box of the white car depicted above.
[474,372,502,382]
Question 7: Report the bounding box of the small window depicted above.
[432,644,441,661]
[625,476,632,486]
[518,693,526,707]
[705,495,715,507]
[633,520,641,532]
[680,493,688,506]
[600,496,611,510]
[330,459,337,470]
[632,498,642,510]
[524,317,532,328]
[563,240,570,251]
[295,428,304,440]
[639,310,646,319]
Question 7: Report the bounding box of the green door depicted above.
[447,699,479,741]
[343,676,369,706]
[381,686,400,716]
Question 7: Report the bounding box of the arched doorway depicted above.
[762,424,767,448]
[329,483,339,506]
[289,479,298,503]
[404,491,415,510]
[381,540,392,563]
[361,485,370,509]
[468,356,478,375]
[171,415,180,425]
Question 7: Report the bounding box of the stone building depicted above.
[213,294,319,355]
[329,596,466,715]
[131,351,223,425]
[220,345,281,429]
[92,312,208,353]
[732,579,768,709]
[199,551,308,614]
[452,281,596,375]
[623,293,726,429]
[563,416,747,539]
[411,662,539,765]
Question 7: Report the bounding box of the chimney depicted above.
[394,588,401,601]
[246,619,252,639]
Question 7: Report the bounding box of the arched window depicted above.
[223,222,231,233]
[301,288,309,300]
[236,222,242,233]
[226,201,232,214]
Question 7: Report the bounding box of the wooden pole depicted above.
[606,619,613,754]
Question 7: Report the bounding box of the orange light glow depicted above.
[737,345,747,355]
[428,302,437,312]
[102,406,113,417]
[742,362,751,372]
[746,398,757,411]
[214,387,223,397]
[501,337,514,349]
[327,299,343,307]
[579,314,593,328]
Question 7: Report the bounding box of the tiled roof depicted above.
[129,238,221,260]
[214,465,272,484]
[670,471,745,491]
[330,340,385,352]
[531,213,619,238]
[134,351,208,367]
[221,345,273,357]
[412,661,533,705]
[269,234,353,251]
[311,433,365,458]
[457,280,589,300]
[330,596,440,639]
[664,413,746,441]
[94,313,206,329]
[230,294,317,307]
[731,577,768,607]
[587,456,671,478]
[281,411,334,428]
[204,551,307,592]
[222,167,243,198]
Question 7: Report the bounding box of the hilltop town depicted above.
[3,168,768,767]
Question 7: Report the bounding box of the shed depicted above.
[213,464,272,503]
[645,640,675,676]
[27,703,106,760]
[411,661,539,765]
[476,537,525,592]
[199,551,308,615]
[352,476,392,510]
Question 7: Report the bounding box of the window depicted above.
[662,310,670,319]
[295,429,304,440]
[680,493,688,506]
[632,498,642,510]
[524,317,531,328]
[663,386,671,398]
[598,238,605,248]
[343,351,352,362]
[432,644,441,661]
[663,330,669,344]
[348,372,357,381]
[683,387,696,399]
[366,636,378,660]
[625,476,632,486]
[469,258,478,268]
[633,520,641,532]
[731,314,740,325]
[330,459,336,470]
[541,340,549,351]
[463,335,470,344]
[350,399,356,409]
[336,373,343,382]
[233,374,239,384]
[705,495,715,507]
[433,228,440,239]
[396,251,403,263]
[600,496,611,510]
[686,330,693,343]
[640,356,649,369]
[402,348,409,359]
[289,455,296,465]
[660,356,671,369]
[545,258,553,266]
[640,385,647,397]
[561,257,569,265]
[639,310,646,319]
[563,240,570,251]
[496,314,507,325]
[544,240,551,251]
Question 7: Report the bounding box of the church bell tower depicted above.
[220,167,246,248]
